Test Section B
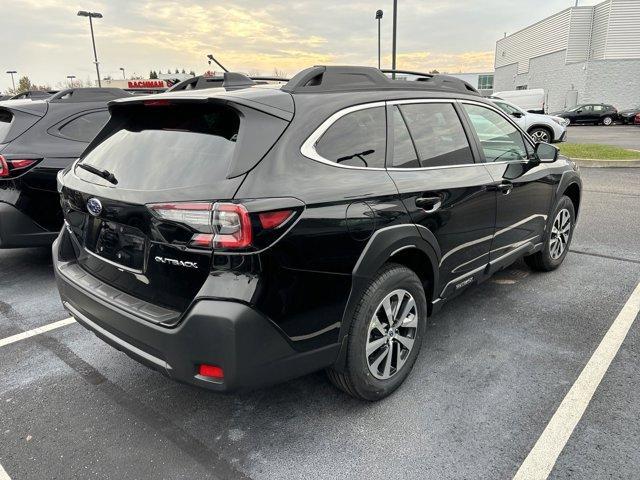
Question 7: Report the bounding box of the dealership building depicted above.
[493,0,640,112]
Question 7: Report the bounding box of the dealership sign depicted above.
[127,80,169,89]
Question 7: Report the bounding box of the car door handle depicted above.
[415,196,442,213]
[496,182,513,195]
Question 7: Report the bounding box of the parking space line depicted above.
[0,318,75,348]
[0,463,11,480]
[513,281,640,480]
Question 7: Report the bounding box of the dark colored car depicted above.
[53,67,582,400]
[619,106,640,124]
[555,103,618,126]
[635,113,640,125]
[0,88,131,248]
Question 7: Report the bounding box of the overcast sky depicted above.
[1,0,604,92]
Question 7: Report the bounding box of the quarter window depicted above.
[398,103,474,168]
[315,107,386,168]
[391,106,419,168]
[463,104,529,163]
[59,111,110,143]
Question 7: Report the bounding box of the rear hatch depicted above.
[59,96,291,315]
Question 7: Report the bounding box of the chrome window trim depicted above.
[299,101,387,171]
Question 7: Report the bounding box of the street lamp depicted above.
[77,10,103,87]
[66,75,76,88]
[375,10,383,70]
[391,0,398,78]
[6,70,17,91]
[119,67,125,79]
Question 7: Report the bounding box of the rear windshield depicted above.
[77,103,240,190]
[0,109,13,143]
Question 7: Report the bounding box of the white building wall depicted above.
[606,0,640,59]
[495,9,571,74]
[590,1,611,59]
[566,7,594,63]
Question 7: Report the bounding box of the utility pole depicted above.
[120,67,126,79]
[391,0,398,78]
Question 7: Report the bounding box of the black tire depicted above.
[602,116,613,126]
[525,195,575,272]
[327,263,427,401]
[529,127,553,143]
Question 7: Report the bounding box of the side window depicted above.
[592,105,604,112]
[391,106,419,168]
[463,104,529,163]
[495,101,520,116]
[59,111,110,143]
[315,107,386,168]
[399,103,474,168]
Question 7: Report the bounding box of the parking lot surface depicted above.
[566,125,640,151]
[0,168,639,480]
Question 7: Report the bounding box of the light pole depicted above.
[66,75,76,88]
[119,67,125,79]
[375,10,383,70]
[77,10,103,87]
[391,0,397,78]
[6,70,17,91]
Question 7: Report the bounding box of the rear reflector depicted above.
[198,364,224,379]
[258,210,293,229]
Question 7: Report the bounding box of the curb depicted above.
[573,158,640,168]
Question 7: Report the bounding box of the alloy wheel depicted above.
[603,116,613,126]
[549,208,571,260]
[366,289,418,380]
[531,129,550,143]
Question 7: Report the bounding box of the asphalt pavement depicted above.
[0,168,639,480]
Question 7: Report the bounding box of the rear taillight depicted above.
[258,210,293,229]
[212,203,252,249]
[0,155,38,178]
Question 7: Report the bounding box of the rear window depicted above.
[77,104,240,190]
[0,109,13,143]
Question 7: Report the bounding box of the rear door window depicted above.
[399,103,474,167]
[77,103,240,190]
[391,106,419,168]
[59,111,110,142]
[315,107,386,168]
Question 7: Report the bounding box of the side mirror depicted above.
[511,111,524,118]
[533,141,559,163]
[576,109,583,114]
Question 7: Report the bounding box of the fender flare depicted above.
[332,224,440,370]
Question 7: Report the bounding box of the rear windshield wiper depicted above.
[77,163,118,185]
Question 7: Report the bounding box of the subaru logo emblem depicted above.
[87,198,102,216]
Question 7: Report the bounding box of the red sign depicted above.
[127,80,167,89]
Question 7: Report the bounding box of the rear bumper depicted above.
[0,202,58,248]
[53,235,338,392]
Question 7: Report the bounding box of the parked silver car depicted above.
[492,99,568,143]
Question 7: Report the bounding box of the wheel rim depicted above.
[565,118,571,126]
[603,117,612,126]
[366,289,418,380]
[531,130,549,142]
[549,208,571,260]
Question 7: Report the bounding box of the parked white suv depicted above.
[492,99,568,143]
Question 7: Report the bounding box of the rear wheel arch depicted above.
[332,225,440,371]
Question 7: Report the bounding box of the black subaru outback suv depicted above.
[0,88,130,248]
[53,67,582,400]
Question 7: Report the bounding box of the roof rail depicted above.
[49,88,132,103]
[168,74,289,92]
[282,66,479,96]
